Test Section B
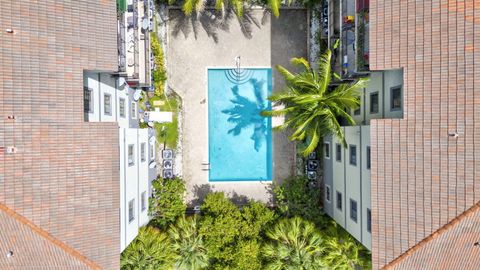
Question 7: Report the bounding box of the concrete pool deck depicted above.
[166,8,308,203]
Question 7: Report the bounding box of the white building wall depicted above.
[138,128,150,226]
[361,126,372,250]
[84,72,101,122]
[124,128,139,247]
[331,134,346,226]
[324,126,371,250]
[99,73,117,122]
[365,72,384,123]
[119,129,126,251]
[383,69,404,119]
[117,85,129,128]
[85,73,154,251]
[344,126,362,242]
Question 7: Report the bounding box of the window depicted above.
[141,191,147,212]
[370,92,379,113]
[366,146,371,169]
[325,185,331,203]
[390,86,402,111]
[324,142,330,159]
[336,191,342,211]
[119,98,126,118]
[336,144,342,162]
[367,208,372,232]
[141,143,146,162]
[349,145,357,166]
[350,199,358,222]
[128,199,135,223]
[150,143,155,160]
[128,144,135,166]
[353,107,361,116]
[83,87,93,113]
[131,102,137,119]
[104,94,111,115]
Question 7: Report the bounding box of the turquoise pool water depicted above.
[208,68,273,181]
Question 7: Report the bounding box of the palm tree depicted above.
[262,216,325,270]
[169,216,209,270]
[261,50,367,156]
[322,225,371,270]
[182,0,206,15]
[121,227,175,270]
[182,0,246,17]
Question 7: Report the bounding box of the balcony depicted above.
[328,0,369,78]
[118,0,153,88]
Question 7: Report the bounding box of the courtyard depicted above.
[166,8,308,203]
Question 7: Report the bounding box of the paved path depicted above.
[167,8,308,203]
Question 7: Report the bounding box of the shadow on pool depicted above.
[221,78,268,151]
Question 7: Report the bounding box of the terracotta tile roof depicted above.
[0,203,99,269]
[369,0,480,268]
[0,0,120,269]
[384,201,480,269]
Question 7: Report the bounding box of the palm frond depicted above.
[268,0,281,17]
[290,57,311,72]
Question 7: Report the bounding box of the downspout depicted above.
[382,72,385,118]
[359,126,363,243]
[98,73,102,122]
[343,127,347,225]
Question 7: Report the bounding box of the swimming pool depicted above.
[208,68,272,181]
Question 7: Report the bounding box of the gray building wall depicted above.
[323,126,372,250]
[323,135,334,216]
[361,126,371,250]
[351,69,404,125]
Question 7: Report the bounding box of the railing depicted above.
[118,12,127,72]
[133,0,140,78]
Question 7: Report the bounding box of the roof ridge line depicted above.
[0,203,101,270]
[383,201,480,269]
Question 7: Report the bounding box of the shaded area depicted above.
[221,79,268,151]
[170,8,269,42]
[190,184,215,206]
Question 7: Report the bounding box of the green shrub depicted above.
[199,192,275,270]
[150,33,167,97]
[121,226,175,270]
[273,176,323,224]
[149,177,187,229]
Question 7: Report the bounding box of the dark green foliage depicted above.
[262,217,325,270]
[199,192,275,269]
[169,216,209,270]
[273,176,323,223]
[322,222,372,270]
[127,179,370,270]
[149,177,187,229]
[262,53,367,156]
[121,227,175,270]
[150,33,167,97]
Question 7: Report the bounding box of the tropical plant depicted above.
[261,51,368,156]
[198,192,244,267]
[121,227,175,270]
[169,216,209,270]
[262,216,325,270]
[181,0,245,16]
[149,177,187,229]
[273,176,323,224]
[198,192,276,269]
[150,33,167,97]
[322,224,372,270]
